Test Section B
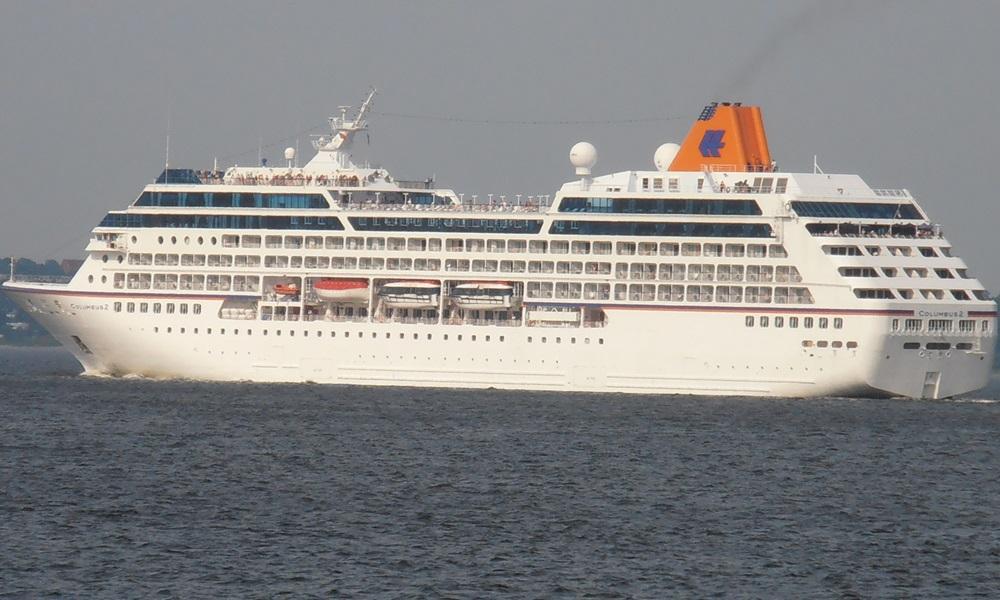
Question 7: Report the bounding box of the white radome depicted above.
[284,147,296,161]
[569,141,597,175]
[654,142,680,171]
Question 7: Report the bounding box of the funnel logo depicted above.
[699,130,726,157]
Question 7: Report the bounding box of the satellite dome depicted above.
[284,147,296,161]
[654,143,680,171]
[569,142,597,176]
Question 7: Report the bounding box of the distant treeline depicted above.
[1,258,63,345]
[0,257,67,279]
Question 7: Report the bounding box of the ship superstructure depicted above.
[4,94,995,398]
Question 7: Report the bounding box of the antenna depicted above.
[164,112,171,184]
[813,155,824,175]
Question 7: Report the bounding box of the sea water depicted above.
[1,347,998,597]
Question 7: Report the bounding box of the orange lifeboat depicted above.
[314,278,369,303]
[274,282,300,296]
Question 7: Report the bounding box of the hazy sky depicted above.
[2,1,1000,289]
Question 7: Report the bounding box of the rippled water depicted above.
[2,347,999,598]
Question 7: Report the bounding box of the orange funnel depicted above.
[668,102,772,172]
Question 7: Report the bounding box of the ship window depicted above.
[550,221,773,238]
[919,247,937,257]
[804,317,814,328]
[114,302,122,312]
[745,316,754,327]
[791,201,923,219]
[529,240,548,253]
[928,319,952,332]
[854,288,894,299]
[982,320,991,333]
[760,316,769,328]
[725,244,745,257]
[817,341,828,348]
[99,213,346,231]
[774,316,784,328]
[833,318,843,329]
[802,340,814,347]
[558,197,761,215]
[903,342,920,349]
[140,303,148,313]
[789,316,798,328]
[824,246,863,256]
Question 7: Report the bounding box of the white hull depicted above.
[6,285,994,399]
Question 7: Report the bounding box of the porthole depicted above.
[171,236,177,245]
[158,236,164,244]
[210,237,217,245]
[101,275,107,283]
[184,236,190,245]
[88,275,94,283]
[198,236,204,245]
[102,255,109,263]
[117,255,123,263]
[131,236,138,244]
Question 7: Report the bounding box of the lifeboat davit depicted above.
[314,278,369,303]
[274,282,300,296]
[450,282,518,309]
[379,281,440,309]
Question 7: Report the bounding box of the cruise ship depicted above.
[4,91,996,398]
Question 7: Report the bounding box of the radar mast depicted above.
[311,88,377,169]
